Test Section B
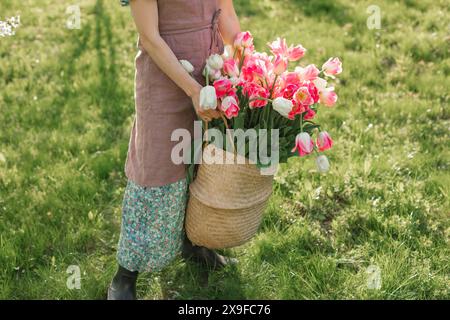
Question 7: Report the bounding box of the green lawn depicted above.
[0,0,448,299]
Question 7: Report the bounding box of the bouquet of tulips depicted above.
[196,31,342,172]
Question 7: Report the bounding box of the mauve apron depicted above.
[125,0,224,187]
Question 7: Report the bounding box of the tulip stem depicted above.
[299,113,303,132]
[249,109,255,127]
[270,75,278,99]
[238,47,246,72]
[205,67,209,86]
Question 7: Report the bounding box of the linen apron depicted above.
[125,0,224,188]
[117,0,224,272]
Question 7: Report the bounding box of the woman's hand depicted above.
[190,86,221,122]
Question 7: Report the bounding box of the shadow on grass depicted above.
[31,20,93,130]
[159,258,246,300]
[290,0,353,26]
[94,0,128,131]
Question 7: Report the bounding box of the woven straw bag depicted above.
[186,143,274,249]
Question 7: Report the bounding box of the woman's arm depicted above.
[129,0,219,121]
[218,0,241,46]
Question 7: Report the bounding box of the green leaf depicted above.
[234,110,245,130]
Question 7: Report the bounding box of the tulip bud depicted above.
[316,155,330,173]
[234,31,253,48]
[291,132,314,156]
[316,131,333,151]
[179,59,194,73]
[272,97,293,118]
[220,96,240,119]
[203,65,222,82]
[273,55,288,76]
[207,54,224,70]
[322,57,342,77]
[287,44,306,62]
[200,86,217,110]
[223,58,239,77]
[319,87,338,107]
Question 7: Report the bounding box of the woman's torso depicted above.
[137,0,222,84]
[134,0,223,114]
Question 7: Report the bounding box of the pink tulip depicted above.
[304,107,316,120]
[222,58,239,77]
[282,72,301,86]
[242,82,258,97]
[296,64,320,82]
[316,131,333,151]
[287,44,306,61]
[319,87,338,107]
[268,37,288,56]
[292,132,314,156]
[234,31,253,49]
[313,77,328,91]
[282,83,300,99]
[220,95,240,119]
[213,78,233,99]
[307,82,319,103]
[288,101,308,120]
[253,52,273,70]
[273,55,288,76]
[269,39,306,62]
[241,57,266,83]
[322,57,342,77]
[244,83,269,108]
[293,86,314,107]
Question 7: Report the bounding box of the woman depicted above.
[108,0,241,300]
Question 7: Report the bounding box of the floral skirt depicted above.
[117,178,188,272]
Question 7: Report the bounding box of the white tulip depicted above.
[316,155,330,173]
[272,97,293,118]
[179,59,194,73]
[199,86,217,110]
[206,54,224,70]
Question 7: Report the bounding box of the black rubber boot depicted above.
[107,265,138,300]
[182,236,238,270]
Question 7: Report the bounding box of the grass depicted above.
[0,0,449,299]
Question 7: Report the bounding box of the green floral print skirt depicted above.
[117,178,188,272]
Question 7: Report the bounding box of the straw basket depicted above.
[185,144,274,249]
